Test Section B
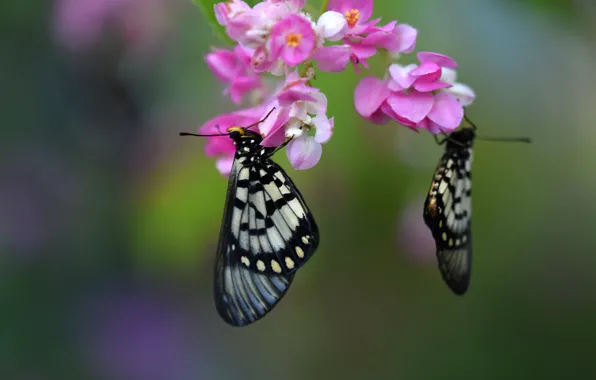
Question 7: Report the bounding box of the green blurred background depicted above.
[2,0,596,378]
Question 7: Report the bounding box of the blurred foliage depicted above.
[192,0,234,45]
[2,0,596,379]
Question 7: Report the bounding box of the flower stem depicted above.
[320,0,329,13]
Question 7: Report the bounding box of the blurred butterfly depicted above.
[423,117,530,295]
[180,109,319,326]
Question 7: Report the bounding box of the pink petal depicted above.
[387,91,434,124]
[260,107,291,147]
[417,52,458,69]
[205,49,237,81]
[361,28,399,51]
[313,114,333,143]
[328,0,373,22]
[277,90,317,106]
[413,80,451,92]
[312,45,351,72]
[250,45,275,72]
[286,135,322,170]
[381,102,417,128]
[258,105,280,137]
[349,17,380,34]
[348,41,377,59]
[305,91,328,115]
[372,20,397,32]
[410,61,441,79]
[427,92,464,132]
[354,76,390,118]
[261,127,287,147]
[216,155,235,177]
[228,75,262,104]
[388,63,416,90]
[395,24,417,53]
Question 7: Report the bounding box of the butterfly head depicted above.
[227,126,263,144]
[446,126,476,149]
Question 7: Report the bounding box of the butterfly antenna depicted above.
[464,113,531,143]
[179,131,229,137]
[244,107,276,131]
[476,136,532,143]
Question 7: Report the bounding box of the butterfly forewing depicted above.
[423,128,474,295]
[214,130,319,326]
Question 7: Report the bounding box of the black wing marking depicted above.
[423,131,473,295]
[214,159,295,326]
[243,161,319,275]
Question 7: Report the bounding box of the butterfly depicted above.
[423,118,530,295]
[423,125,475,295]
[181,110,319,326]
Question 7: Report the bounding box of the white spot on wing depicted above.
[271,260,282,273]
[256,260,265,271]
[285,257,295,269]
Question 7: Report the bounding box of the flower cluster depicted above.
[198,0,475,175]
[354,52,475,133]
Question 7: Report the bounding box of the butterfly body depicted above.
[423,127,475,295]
[213,127,319,326]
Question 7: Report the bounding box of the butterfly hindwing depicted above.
[423,128,474,295]
[214,129,319,326]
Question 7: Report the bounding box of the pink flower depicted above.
[327,0,417,73]
[269,14,316,66]
[328,0,375,34]
[257,71,334,170]
[354,52,474,134]
[205,45,264,104]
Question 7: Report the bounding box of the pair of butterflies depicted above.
[182,112,523,326]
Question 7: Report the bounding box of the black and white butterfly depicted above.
[423,125,475,295]
[181,113,319,326]
[423,119,530,295]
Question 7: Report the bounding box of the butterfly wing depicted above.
[213,159,295,327]
[213,156,319,326]
[245,160,319,275]
[423,144,473,295]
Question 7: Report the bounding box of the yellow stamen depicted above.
[345,9,360,28]
[286,33,302,48]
